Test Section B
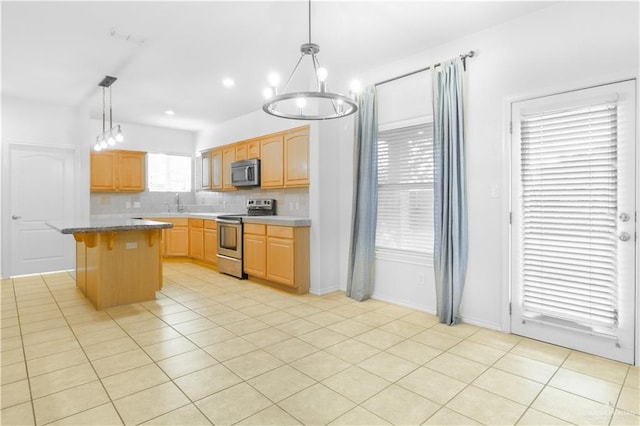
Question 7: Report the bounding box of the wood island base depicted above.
[74,229,163,310]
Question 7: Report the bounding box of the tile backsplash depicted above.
[90,188,309,217]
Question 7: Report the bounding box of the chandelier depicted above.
[262,0,358,120]
[94,75,124,151]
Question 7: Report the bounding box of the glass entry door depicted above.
[510,80,636,363]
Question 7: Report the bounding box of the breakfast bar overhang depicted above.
[47,219,172,310]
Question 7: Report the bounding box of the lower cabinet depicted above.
[189,219,204,260]
[244,224,310,293]
[203,220,217,264]
[243,224,266,277]
[160,218,189,257]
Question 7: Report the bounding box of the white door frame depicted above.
[1,141,81,278]
[501,76,639,366]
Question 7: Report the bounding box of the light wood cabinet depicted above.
[260,135,284,188]
[247,139,261,159]
[243,223,266,278]
[267,235,295,286]
[90,150,145,192]
[222,146,236,191]
[189,219,204,260]
[158,217,189,257]
[242,224,310,293]
[203,220,217,264]
[201,151,211,189]
[284,127,310,187]
[235,143,247,161]
[211,149,222,191]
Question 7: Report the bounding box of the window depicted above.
[376,122,433,254]
[147,153,192,192]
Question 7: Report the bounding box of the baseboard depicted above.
[310,285,341,296]
[370,293,435,314]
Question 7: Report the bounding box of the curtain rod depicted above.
[374,50,476,87]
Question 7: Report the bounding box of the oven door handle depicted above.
[216,219,241,225]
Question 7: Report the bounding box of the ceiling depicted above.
[2,1,553,133]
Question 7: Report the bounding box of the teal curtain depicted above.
[347,86,378,302]
[432,58,468,325]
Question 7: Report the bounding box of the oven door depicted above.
[217,219,242,258]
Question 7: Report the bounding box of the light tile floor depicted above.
[1,262,639,425]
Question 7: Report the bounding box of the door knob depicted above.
[619,213,630,222]
[11,215,21,220]
[619,232,631,242]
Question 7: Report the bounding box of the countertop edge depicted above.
[46,220,173,234]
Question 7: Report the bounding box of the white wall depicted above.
[334,1,639,330]
[90,119,195,155]
[1,95,91,277]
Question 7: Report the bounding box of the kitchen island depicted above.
[47,219,172,310]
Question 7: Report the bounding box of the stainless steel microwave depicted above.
[231,159,260,187]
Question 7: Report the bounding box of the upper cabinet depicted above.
[211,148,222,191]
[199,124,309,192]
[260,135,284,188]
[90,150,146,192]
[221,146,236,191]
[284,126,310,187]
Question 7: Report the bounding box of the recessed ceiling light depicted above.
[165,110,175,116]
[222,78,235,88]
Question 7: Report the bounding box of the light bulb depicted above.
[222,78,235,88]
[268,72,280,87]
[296,98,306,109]
[316,67,328,82]
[262,87,274,100]
[100,138,108,149]
[107,132,116,146]
[94,143,102,152]
[115,126,124,143]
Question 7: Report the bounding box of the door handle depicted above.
[11,215,22,220]
[619,232,631,242]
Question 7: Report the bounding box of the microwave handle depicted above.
[247,166,253,182]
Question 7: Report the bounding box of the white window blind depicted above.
[148,153,192,192]
[376,123,433,254]
[519,101,618,329]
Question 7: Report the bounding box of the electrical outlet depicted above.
[133,202,141,208]
[125,201,131,209]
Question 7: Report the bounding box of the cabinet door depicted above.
[201,152,211,189]
[118,151,146,191]
[222,147,236,190]
[267,237,295,287]
[189,228,204,260]
[204,228,217,264]
[285,127,309,187]
[235,143,247,161]
[211,149,222,190]
[165,227,189,256]
[260,135,284,188]
[247,140,261,159]
[244,234,266,278]
[90,151,117,191]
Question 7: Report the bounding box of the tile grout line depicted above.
[36,271,127,426]
[6,276,38,425]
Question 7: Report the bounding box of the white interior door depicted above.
[511,80,636,364]
[10,145,76,276]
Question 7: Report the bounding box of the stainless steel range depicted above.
[217,199,275,278]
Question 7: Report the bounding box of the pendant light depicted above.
[262,0,358,120]
[94,75,124,152]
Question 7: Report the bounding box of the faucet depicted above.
[175,193,184,213]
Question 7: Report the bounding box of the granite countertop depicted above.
[46,219,173,234]
[88,213,312,227]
